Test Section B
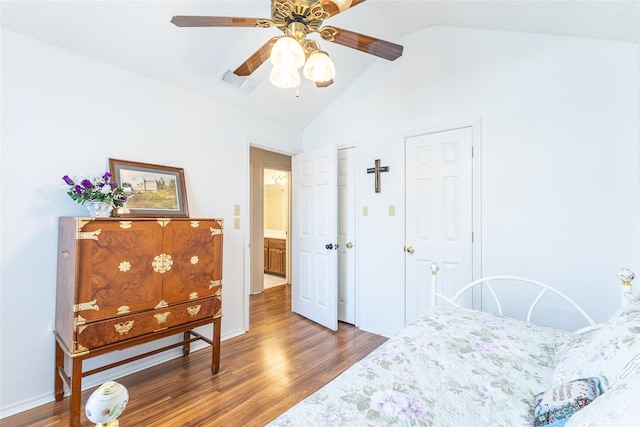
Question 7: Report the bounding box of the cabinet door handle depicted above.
[114,320,134,335]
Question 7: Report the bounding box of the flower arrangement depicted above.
[62,171,127,208]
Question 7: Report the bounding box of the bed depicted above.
[267,265,640,426]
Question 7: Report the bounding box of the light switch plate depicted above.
[233,204,240,216]
[362,206,368,216]
[389,205,396,216]
[233,217,240,229]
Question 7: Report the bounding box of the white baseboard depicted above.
[0,328,247,419]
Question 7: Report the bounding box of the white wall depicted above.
[304,27,640,336]
[0,29,302,416]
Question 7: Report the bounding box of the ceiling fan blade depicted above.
[319,26,403,61]
[233,38,278,76]
[171,16,269,28]
[318,0,367,18]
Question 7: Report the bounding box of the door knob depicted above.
[325,243,333,250]
[346,242,353,249]
[406,246,415,254]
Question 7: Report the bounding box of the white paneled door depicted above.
[338,148,356,324]
[405,127,474,325]
[292,146,338,331]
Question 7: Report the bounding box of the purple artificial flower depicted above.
[102,171,112,180]
[81,179,94,188]
[74,185,84,195]
[62,175,74,185]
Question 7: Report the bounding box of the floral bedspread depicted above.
[267,307,575,427]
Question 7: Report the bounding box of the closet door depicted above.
[405,127,474,324]
[338,147,357,324]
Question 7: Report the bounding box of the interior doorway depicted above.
[249,147,292,295]
[263,168,289,289]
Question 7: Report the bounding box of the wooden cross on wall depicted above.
[367,159,389,193]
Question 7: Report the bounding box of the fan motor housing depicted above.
[271,0,325,33]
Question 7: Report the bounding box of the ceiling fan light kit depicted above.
[303,50,335,83]
[331,0,353,12]
[171,0,403,92]
[270,65,301,89]
[270,34,306,69]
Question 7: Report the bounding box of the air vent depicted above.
[221,70,258,94]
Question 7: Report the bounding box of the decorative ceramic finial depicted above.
[617,268,635,286]
[430,262,440,275]
[85,381,128,427]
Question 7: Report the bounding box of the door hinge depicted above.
[471,146,474,157]
[472,231,474,243]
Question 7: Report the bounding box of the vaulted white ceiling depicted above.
[2,1,638,130]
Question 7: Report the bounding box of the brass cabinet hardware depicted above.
[74,300,99,312]
[114,321,134,336]
[154,312,171,324]
[187,305,202,317]
[155,299,169,309]
[152,253,173,273]
[77,229,101,240]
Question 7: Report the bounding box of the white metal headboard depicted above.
[429,263,635,331]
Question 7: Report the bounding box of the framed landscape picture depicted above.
[109,158,189,218]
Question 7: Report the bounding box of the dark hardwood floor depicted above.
[3,285,387,426]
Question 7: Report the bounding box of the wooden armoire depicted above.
[54,217,223,427]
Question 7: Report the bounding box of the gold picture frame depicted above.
[109,158,189,218]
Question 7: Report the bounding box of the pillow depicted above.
[552,303,640,390]
[533,377,602,427]
[565,355,640,426]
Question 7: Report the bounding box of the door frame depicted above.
[246,142,296,332]
[402,118,483,286]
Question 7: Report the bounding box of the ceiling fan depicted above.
[171,0,404,89]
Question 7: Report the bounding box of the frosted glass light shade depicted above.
[331,0,353,12]
[270,66,300,89]
[303,51,336,83]
[270,36,305,69]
